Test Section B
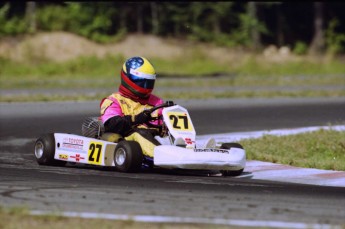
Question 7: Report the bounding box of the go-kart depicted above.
[34,101,246,176]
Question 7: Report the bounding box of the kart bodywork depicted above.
[34,102,246,176]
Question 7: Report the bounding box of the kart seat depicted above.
[101,133,123,143]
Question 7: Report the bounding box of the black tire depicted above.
[34,133,66,166]
[220,142,244,176]
[114,140,143,172]
[221,168,244,177]
[220,142,244,150]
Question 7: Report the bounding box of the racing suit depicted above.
[100,92,164,159]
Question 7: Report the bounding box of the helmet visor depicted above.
[129,74,155,89]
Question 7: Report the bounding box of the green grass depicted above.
[1,53,345,79]
[0,93,108,102]
[233,56,345,76]
[0,55,124,79]
[1,89,344,103]
[158,89,345,100]
[0,206,232,229]
[1,73,344,90]
[239,129,345,171]
[0,54,344,102]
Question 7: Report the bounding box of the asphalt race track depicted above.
[1,98,345,228]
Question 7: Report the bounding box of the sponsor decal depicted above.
[194,148,229,154]
[62,137,84,150]
[119,99,131,109]
[70,154,85,162]
[184,138,194,145]
[59,154,68,160]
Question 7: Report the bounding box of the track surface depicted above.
[1,98,345,227]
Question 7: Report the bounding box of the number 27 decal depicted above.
[88,141,103,165]
[168,112,193,131]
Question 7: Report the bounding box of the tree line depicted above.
[1,2,344,55]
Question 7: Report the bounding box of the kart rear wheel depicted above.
[114,140,143,172]
[34,133,66,166]
[220,142,244,176]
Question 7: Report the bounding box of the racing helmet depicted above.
[120,56,156,99]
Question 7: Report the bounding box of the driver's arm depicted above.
[104,111,152,136]
[104,115,132,136]
[101,96,154,136]
[101,98,132,136]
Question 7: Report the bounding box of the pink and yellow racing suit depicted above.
[100,92,164,158]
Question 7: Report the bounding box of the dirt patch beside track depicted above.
[0,31,303,64]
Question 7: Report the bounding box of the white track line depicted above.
[30,210,342,229]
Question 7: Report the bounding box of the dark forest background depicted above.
[1,2,345,55]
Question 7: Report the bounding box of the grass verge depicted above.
[0,206,233,229]
[239,129,345,171]
[1,74,345,90]
[1,89,345,102]
[1,54,344,85]
[1,54,344,102]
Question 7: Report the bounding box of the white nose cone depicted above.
[154,145,246,171]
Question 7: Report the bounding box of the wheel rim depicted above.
[115,148,126,166]
[35,141,44,159]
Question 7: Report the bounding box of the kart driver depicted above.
[99,56,164,164]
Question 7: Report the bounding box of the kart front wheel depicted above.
[220,142,244,176]
[34,133,66,166]
[221,169,244,177]
[114,140,143,172]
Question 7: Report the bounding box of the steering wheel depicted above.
[144,101,175,137]
[148,101,175,114]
